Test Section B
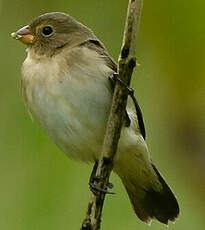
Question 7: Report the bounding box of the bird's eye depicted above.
[42,26,53,36]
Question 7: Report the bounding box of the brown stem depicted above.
[81,0,143,229]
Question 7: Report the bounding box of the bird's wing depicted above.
[80,39,146,139]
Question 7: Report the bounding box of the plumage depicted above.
[14,12,179,224]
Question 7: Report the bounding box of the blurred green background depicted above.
[0,0,205,229]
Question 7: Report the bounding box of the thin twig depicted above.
[81,0,143,229]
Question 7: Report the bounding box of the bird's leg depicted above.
[109,73,135,96]
[89,161,115,195]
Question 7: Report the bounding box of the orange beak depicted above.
[11,25,34,44]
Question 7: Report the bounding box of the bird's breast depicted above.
[21,51,113,161]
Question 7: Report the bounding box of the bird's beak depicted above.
[11,25,34,44]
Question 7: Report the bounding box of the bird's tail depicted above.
[114,149,179,225]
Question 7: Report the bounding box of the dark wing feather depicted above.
[80,39,146,139]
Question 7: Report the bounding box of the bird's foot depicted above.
[109,73,135,96]
[89,181,115,195]
[89,162,115,195]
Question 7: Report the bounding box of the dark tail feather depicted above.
[142,164,180,224]
[119,163,179,224]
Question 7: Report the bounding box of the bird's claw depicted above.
[89,162,115,195]
[107,182,114,189]
[89,181,115,195]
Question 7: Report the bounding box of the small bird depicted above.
[12,12,179,224]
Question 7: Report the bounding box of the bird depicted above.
[11,12,179,225]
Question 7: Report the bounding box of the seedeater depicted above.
[11,12,179,224]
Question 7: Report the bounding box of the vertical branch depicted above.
[81,0,143,229]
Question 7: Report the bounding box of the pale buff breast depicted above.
[21,46,114,161]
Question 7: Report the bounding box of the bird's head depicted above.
[11,12,96,56]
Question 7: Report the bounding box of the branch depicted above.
[81,0,143,229]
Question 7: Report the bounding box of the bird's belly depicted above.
[24,78,112,162]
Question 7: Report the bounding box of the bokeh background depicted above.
[0,0,205,229]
